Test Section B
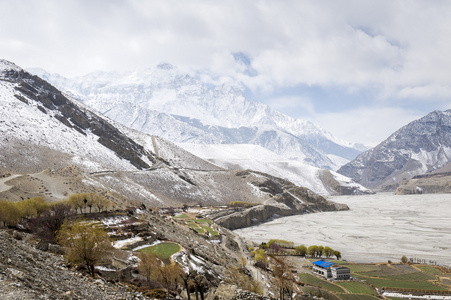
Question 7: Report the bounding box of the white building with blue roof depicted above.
[312,259,350,280]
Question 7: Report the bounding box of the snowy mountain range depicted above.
[0,59,367,211]
[338,110,451,190]
[30,63,365,171]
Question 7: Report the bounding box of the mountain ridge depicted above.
[338,109,451,190]
[30,65,365,171]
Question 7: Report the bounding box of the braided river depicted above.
[234,193,451,266]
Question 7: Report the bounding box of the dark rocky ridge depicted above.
[3,67,156,170]
[318,169,373,195]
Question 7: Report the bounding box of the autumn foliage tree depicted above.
[138,252,184,298]
[138,252,160,283]
[294,245,307,256]
[0,200,22,227]
[323,246,334,258]
[0,197,50,227]
[68,193,115,214]
[57,219,112,277]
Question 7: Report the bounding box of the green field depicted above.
[174,214,190,219]
[298,274,346,293]
[137,242,181,260]
[187,221,204,233]
[201,225,219,236]
[384,271,435,281]
[356,276,447,290]
[416,265,442,276]
[337,294,379,300]
[362,264,417,277]
[299,261,450,298]
[340,262,450,292]
[336,281,376,295]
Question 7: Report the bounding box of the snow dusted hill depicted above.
[0,59,360,209]
[338,110,451,190]
[30,64,364,170]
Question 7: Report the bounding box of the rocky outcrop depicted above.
[213,185,349,230]
[394,172,451,194]
[319,169,373,195]
[338,110,451,190]
[212,283,277,300]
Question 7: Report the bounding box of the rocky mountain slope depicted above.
[1,59,351,211]
[338,110,451,191]
[0,229,150,300]
[30,65,364,171]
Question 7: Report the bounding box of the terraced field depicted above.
[299,262,451,298]
[336,281,376,295]
[337,294,379,300]
[298,274,346,293]
[340,262,449,292]
[174,213,219,237]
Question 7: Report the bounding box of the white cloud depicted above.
[1,0,451,145]
[266,96,315,116]
[310,107,423,147]
[2,0,451,95]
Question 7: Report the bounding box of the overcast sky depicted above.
[2,0,451,146]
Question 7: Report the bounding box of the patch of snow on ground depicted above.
[189,255,205,273]
[331,171,369,191]
[95,266,117,272]
[326,154,350,170]
[132,240,162,251]
[101,216,132,227]
[383,292,451,299]
[112,236,143,249]
[246,182,267,198]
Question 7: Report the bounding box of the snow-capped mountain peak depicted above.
[30,64,364,171]
[1,59,23,75]
[338,109,451,190]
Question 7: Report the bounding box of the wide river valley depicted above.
[234,193,451,266]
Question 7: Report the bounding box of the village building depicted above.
[331,266,351,280]
[312,259,350,280]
